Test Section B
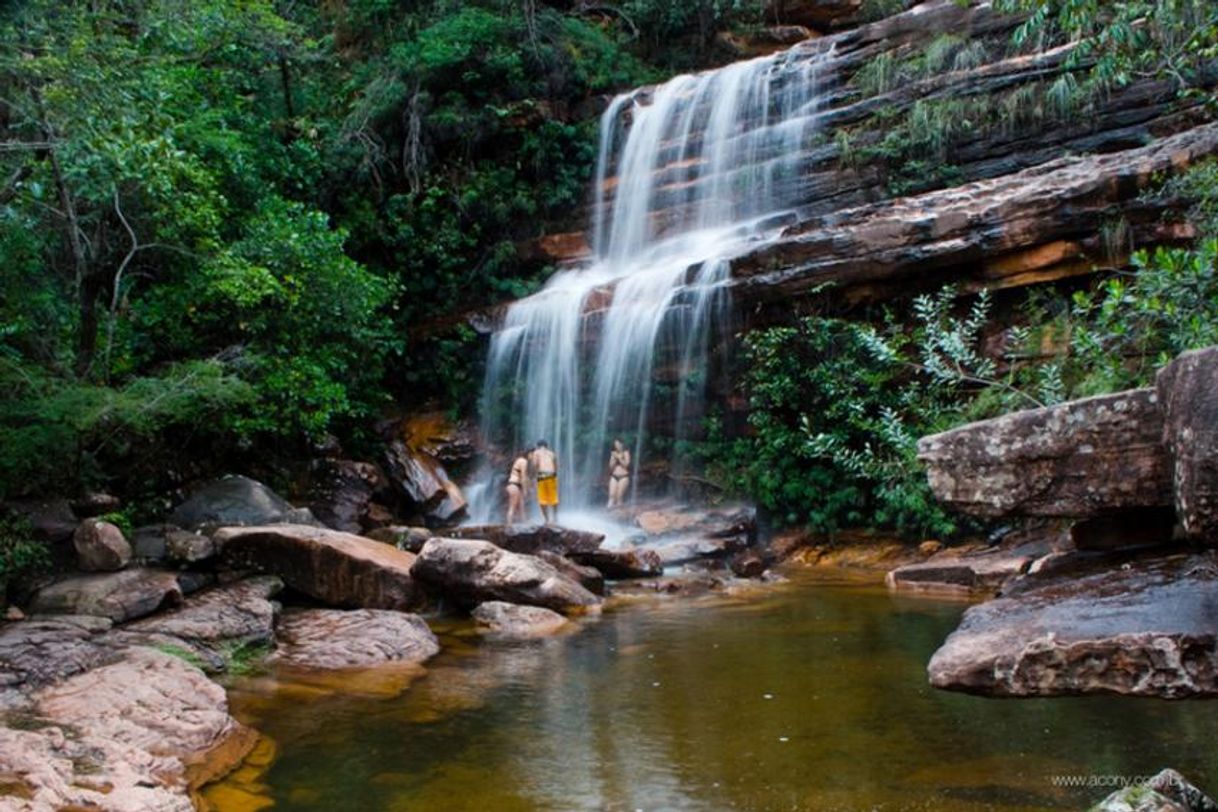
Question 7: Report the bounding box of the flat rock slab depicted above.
[28,568,185,623]
[446,524,605,556]
[0,616,115,689]
[412,538,601,613]
[124,576,283,645]
[472,601,570,639]
[270,609,439,670]
[928,553,1218,698]
[1,646,255,811]
[216,524,426,611]
[917,389,1173,519]
[886,538,1056,597]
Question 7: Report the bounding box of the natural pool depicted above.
[204,572,1218,811]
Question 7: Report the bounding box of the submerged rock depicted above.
[270,609,439,670]
[1157,347,1218,544]
[171,475,317,531]
[216,524,427,611]
[730,550,767,579]
[928,553,1218,698]
[472,601,570,639]
[73,518,132,572]
[28,569,185,623]
[412,538,600,613]
[917,389,1172,519]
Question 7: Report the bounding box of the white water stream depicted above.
[474,43,831,521]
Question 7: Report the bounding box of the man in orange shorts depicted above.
[531,440,559,524]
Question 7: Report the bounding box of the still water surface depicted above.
[205,573,1218,811]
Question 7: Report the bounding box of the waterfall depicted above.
[475,43,831,520]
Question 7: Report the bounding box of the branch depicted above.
[574,1,640,40]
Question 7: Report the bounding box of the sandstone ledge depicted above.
[928,552,1218,698]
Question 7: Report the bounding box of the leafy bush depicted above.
[0,516,50,601]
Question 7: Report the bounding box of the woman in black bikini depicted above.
[607,438,631,508]
[505,449,530,524]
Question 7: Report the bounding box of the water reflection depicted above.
[206,576,1218,811]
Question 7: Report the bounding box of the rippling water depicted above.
[205,573,1218,811]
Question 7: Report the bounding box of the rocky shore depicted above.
[0,477,766,809]
[905,346,1218,699]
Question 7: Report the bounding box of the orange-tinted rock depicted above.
[269,609,439,670]
[216,524,427,611]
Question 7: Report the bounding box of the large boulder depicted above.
[445,524,605,556]
[73,518,132,572]
[216,524,426,611]
[472,601,570,639]
[412,538,601,613]
[384,440,468,525]
[28,569,186,623]
[917,389,1173,519]
[537,550,605,595]
[308,458,391,534]
[928,553,1218,698]
[170,475,317,531]
[1,646,255,811]
[1157,347,1218,543]
[269,609,439,670]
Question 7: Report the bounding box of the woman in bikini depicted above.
[505,449,530,524]
[607,438,631,508]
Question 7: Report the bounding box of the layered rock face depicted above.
[916,390,1173,519]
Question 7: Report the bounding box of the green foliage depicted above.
[0,516,50,598]
[3,0,729,497]
[995,0,1218,94]
[1070,240,1218,393]
[712,299,993,538]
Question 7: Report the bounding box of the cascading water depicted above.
[473,42,831,523]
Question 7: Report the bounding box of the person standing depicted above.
[505,448,530,524]
[607,438,631,508]
[531,440,559,524]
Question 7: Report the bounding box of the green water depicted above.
[207,573,1218,811]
